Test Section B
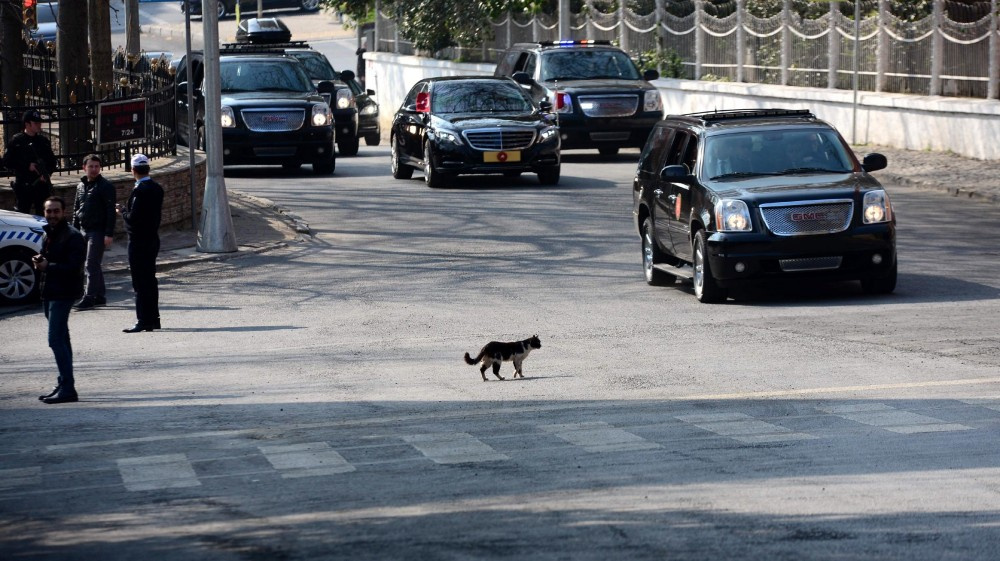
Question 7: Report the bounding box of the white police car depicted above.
[0,210,46,305]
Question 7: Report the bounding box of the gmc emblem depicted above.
[790,212,827,221]
[263,115,287,123]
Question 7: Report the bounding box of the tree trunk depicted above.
[1,0,26,148]
[57,0,90,166]
[89,0,113,99]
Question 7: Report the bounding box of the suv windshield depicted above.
[220,59,314,93]
[540,50,641,81]
[431,81,534,114]
[704,129,854,179]
[287,51,337,81]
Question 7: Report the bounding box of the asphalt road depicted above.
[2,146,1000,560]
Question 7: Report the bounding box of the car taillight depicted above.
[554,92,572,113]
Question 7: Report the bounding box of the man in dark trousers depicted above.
[2,110,58,215]
[72,154,116,310]
[118,154,163,333]
[34,196,86,404]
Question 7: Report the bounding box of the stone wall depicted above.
[1,148,206,234]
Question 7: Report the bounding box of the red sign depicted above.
[96,98,146,145]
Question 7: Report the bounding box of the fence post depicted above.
[374,0,381,52]
[930,0,943,95]
[618,0,628,53]
[559,0,570,40]
[876,0,888,92]
[656,0,665,76]
[507,11,512,50]
[736,0,745,82]
[990,0,998,99]
[586,0,594,41]
[694,0,703,79]
[781,0,791,85]
[828,0,839,88]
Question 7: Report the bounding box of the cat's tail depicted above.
[464,351,482,365]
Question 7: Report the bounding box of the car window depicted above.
[705,129,853,177]
[402,81,425,109]
[220,60,313,93]
[540,50,642,81]
[663,130,689,167]
[288,52,337,81]
[523,54,537,77]
[638,126,673,174]
[431,81,534,114]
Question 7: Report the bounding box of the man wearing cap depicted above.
[1,110,58,215]
[118,154,163,333]
[72,154,117,310]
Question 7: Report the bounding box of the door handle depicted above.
[653,189,663,198]
[668,194,677,204]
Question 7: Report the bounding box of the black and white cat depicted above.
[464,335,541,381]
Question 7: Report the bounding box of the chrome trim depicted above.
[461,128,536,151]
[759,198,854,237]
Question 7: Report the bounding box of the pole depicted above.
[852,0,859,143]
[125,0,140,56]
[197,0,238,253]
[185,1,197,229]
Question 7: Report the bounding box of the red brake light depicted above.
[554,92,565,109]
[416,92,430,113]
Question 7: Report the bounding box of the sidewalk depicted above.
[864,144,1000,207]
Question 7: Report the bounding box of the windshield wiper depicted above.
[709,171,779,180]
[779,167,847,174]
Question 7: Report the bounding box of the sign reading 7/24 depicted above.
[97,98,146,145]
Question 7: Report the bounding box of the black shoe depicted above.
[95,297,107,305]
[74,298,97,310]
[42,392,78,404]
[38,385,60,401]
[123,322,159,333]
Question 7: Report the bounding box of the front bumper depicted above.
[706,223,896,286]
[221,127,335,166]
[556,112,660,150]
[429,138,560,176]
[333,110,359,140]
[358,112,379,136]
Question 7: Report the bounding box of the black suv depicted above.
[633,109,896,303]
[494,40,662,156]
[174,46,336,174]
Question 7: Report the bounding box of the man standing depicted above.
[34,196,86,404]
[118,154,163,333]
[2,110,58,215]
[72,154,116,310]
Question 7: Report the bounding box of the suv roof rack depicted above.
[536,39,613,47]
[682,108,815,125]
[220,41,310,54]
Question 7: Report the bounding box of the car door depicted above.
[174,55,204,146]
[666,132,699,261]
[394,81,427,164]
[651,129,688,256]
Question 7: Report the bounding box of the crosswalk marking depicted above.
[818,403,972,433]
[959,398,1000,413]
[259,442,356,478]
[0,467,41,490]
[675,412,817,444]
[539,422,661,452]
[117,454,201,492]
[402,433,508,464]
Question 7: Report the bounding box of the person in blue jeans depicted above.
[34,196,86,404]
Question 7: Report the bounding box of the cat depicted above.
[464,335,541,381]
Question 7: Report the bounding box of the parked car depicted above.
[0,210,46,305]
[181,0,320,19]
[494,40,662,156]
[390,76,561,187]
[174,47,336,174]
[632,108,896,303]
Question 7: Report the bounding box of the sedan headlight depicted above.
[539,126,559,143]
[312,103,332,127]
[643,89,663,113]
[863,189,892,223]
[335,89,355,109]
[715,199,753,232]
[220,106,235,128]
[432,129,462,145]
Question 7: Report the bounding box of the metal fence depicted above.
[2,42,177,179]
[373,0,1000,100]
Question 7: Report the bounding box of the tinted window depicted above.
[431,81,534,114]
[540,50,641,81]
[638,126,674,174]
[220,60,313,93]
[704,129,853,177]
[287,52,337,81]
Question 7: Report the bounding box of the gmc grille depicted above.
[462,128,536,151]
[242,109,305,132]
[759,199,854,236]
[577,94,638,117]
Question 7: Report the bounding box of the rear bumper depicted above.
[556,113,659,150]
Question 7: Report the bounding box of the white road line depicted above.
[259,442,356,478]
[959,398,1000,412]
[675,412,817,444]
[117,454,201,492]
[538,422,661,453]
[402,433,508,464]
[818,403,973,434]
[0,467,41,490]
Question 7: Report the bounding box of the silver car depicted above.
[0,210,46,305]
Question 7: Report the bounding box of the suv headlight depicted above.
[312,103,332,126]
[335,88,355,109]
[220,106,235,128]
[432,129,462,145]
[863,189,892,223]
[360,103,378,115]
[643,89,663,113]
[539,126,559,143]
[715,199,752,232]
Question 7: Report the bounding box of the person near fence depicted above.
[34,196,86,405]
[118,154,163,333]
[2,110,57,215]
[72,154,116,310]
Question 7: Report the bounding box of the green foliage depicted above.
[635,48,686,78]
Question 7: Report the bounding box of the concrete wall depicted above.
[365,52,1000,161]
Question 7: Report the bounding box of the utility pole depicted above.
[197,0,238,253]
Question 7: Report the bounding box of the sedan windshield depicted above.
[220,60,314,93]
[540,50,641,81]
[431,81,534,114]
[704,129,855,179]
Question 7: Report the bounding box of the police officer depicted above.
[118,154,163,333]
[72,154,116,310]
[2,110,57,215]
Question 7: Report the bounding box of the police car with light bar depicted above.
[0,210,46,305]
[495,40,663,156]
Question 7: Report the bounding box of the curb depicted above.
[881,173,1000,207]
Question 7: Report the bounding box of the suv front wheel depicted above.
[693,230,727,303]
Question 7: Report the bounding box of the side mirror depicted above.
[862,153,887,173]
[366,89,375,96]
[659,164,692,182]
[643,69,660,81]
[415,91,430,113]
[317,80,336,95]
[538,100,553,112]
[340,69,356,82]
[512,71,533,86]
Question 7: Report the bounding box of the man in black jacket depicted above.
[34,196,86,404]
[2,110,57,215]
[72,154,117,310]
[118,154,163,333]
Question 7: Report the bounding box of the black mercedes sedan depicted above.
[390,76,561,188]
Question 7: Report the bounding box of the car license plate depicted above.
[484,150,521,163]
